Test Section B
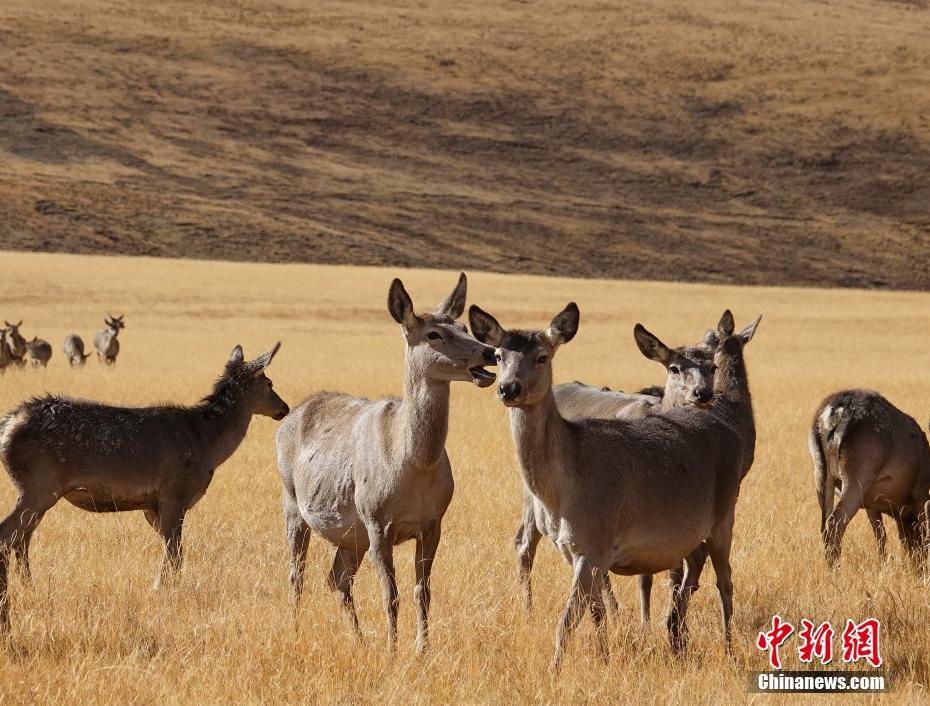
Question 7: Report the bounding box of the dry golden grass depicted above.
[0,251,928,703]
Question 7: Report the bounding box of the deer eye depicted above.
[537,355,549,365]
[495,352,502,362]
[669,365,680,375]
[427,332,442,341]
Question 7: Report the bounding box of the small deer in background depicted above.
[0,330,12,373]
[94,314,124,364]
[63,334,92,367]
[4,321,26,368]
[25,338,52,368]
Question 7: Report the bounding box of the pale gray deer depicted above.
[275,273,496,653]
[810,390,930,568]
[94,314,124,364]
[469,303,760,669]
[25,337,52,368]
[0,343,289,631]
[517,326,719,624]
[63,334,92,367]
[4,321,26,368]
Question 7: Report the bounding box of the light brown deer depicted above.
[517,326,719,624]
[469,304,759,669]
[810,390,930,568]
[275,273,496,653]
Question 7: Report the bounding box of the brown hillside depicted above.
[1,0,929,289]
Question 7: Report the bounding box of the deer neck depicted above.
[715,346,755,436]
[395,348,451,469]
[508,387,567,511]
[197,390,254,470]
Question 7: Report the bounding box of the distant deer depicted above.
[469,304,760,668]
[810,390,930,568]
[517,326,719,624]
[63,334,92,367]
[0,330,12,373]
[25,338,52,368]
[275,273,496,653]
[94,314,124,364]
[0,343,289,631]
[4,321,26,368]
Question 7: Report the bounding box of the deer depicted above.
[469,303,760,669]
[810,390,930,569]
[516,326,719,625]
[94,314,124,364]
[275,273,496,653]
[0,343,289,632]
[0,330,12,373]
[25,337,52,368]
[63,334,92,367]
[4,321,26,368]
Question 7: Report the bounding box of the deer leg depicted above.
[823,480,866,567]
[515,502,542,611]
[0,490,59,628]
[637,574,652,625]
[329,546,363,637]
[666,549,703,654]
[893,511,923,569]
[366,524,398,652]
[866,509,887,561]
[552,554,599,672]
[152,503,186,590]
[414,522,441,654]
[705,517,735,649]
[602,573,619,617]
[283,492,312,603]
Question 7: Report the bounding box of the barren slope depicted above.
[1,0,929,288]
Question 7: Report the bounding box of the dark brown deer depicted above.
[0,343,289,631]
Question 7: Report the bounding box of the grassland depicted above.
[1,0,930,289]
[0,251,926,703]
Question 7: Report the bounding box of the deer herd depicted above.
[0,274,927,671]
[0,315,125,370]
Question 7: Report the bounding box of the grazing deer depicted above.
[4,321,26,368]
[515,327,719,624]
[63,334,92,367]
[0,343,289,631]
[0,330,12,373]
[275,273,496,653]
[94,314,124,364]
[25,338,52,368]
[469,304,760,669]
[810,390,930,568]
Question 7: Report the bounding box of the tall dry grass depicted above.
[0,251,927,703]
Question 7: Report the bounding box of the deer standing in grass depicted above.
[275,273,496,652]
[63,334,92,367]
[810,390,930,568]
[94,314,124,364]
[0,330,12,373]
[4,321,26,368]
[25,337,52,367]
[0,343,289,631]
[469,304,760,669]
[517,326,719,624]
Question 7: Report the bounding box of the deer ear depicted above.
[545,303,579,349]
[252,341,281,370]
[738,315,762,344]
[717,310,735,339]
[633,324,672,365]
[702,329,719,349]
[229,345,245,363]
[434,272,467,319]
[388,279,418,329]
[468,305,504,346]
